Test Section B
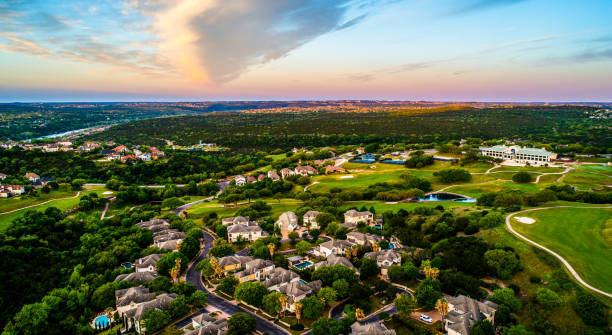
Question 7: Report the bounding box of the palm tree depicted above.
[170,258,182,283]
[279,294,288,318]
[345,247,351,259]
[372,242,379,252]
[355,308,365,322]
[351,244,359,257]
[268,243,276,259]
[436,298,449,316]
[295,302,303,325]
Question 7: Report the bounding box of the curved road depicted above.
[185,232,290,335]
[505,206,612,298]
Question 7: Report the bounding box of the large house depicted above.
[294,165,317,176]
[275,211,300,239]
[303,210,320,229]
[221,216,252,226]
[235,258,275,283]
[24,172,40,182]
[122,293,177,333]
[280,168,295,179]
[234,175,246,186]
[443,295,498,335]
[344,209,374,225]
[312,239,354,258]
[346,232,383,246]
[115,271,157,284]
[278,280,322,312]
[137,219,183,251]
[267,170,280,181]
[133,254,162,273]
[216,255,253,274]
[314,254,357,271]
[351,321,396,335]
[227,223,266,242]
[479,145,557,166]
[364,249,401,277]
[185,314,228,335]
[115,286,155,314]
[263,267,301,291]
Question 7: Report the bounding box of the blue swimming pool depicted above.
[374,224,382,229]
[294,261,313,270]
[94,315,110,328]
[352,159,376,164]
[381,160,405,165]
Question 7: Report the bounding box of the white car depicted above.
[420,314,433,323]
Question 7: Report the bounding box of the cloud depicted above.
[151,0,383,83]
[573,48,612,62]
[447,0,527,15]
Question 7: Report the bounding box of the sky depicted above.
[0,0,611,102]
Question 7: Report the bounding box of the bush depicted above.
[535,288,562,311]
[433,168,471,183]
[571,291,608,326]
[512,172,532,183]
[290,323,305,331]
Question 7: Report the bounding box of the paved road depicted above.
[506,206,612,298]
[172,197,214,215]
[185,231,290,335]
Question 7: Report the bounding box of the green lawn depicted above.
[509,207,612,294]
[574,164,612,176]
[562,170,611,190]
[0,186,75,213]
[490,165,567,173]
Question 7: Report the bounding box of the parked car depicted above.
[420,314,433,323]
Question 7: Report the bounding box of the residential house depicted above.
[115,286,155,314]
[185,314,228,335]
[234,175,246,186]
[278,280,322,312]
[115,271,157,284]
[0,173,6,180]
[257,174,266,181]
[122,293,177,333]
[24,172,40,182]
[267,170,280,181]
[216,255,253,274]
[6,185,25,195]
[0,188,10,198]
[351,321,396,335]
[314,254,358,271]
[113,145,128,153]
[43,144,59,152]
[344,209,374,225]
[280,168,295,179]
[363,250,401,277]
[443,295,498,335]
[137,152,152,161]
[150,147,165,159]
[263,267,300,291]
[155,239,181,251]
[153,229,186,243]
[121,155,139,163]
[227,224,266,242]
[312,239,354,258]
[294,165,317,176]
[247,176,257,183]
[234,259,275,283]
[275,211,300,239]
[133,254,162,273]
[346,232,383,247]
[325,166,346,174]
[302,210,320,229]
[221,216,251,226]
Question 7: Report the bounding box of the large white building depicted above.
[479,145,557,166]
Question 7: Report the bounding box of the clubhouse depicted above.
[479,145,557,166]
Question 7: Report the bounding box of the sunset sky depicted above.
[1,0,611,102]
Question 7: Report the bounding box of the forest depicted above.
[84,105,610,151]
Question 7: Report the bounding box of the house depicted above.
[351,321,396,335]
[57,140,72,147]
[133,254,162,273]
[121,155,139,163]
[153,230,186,243]
[107,152,120,160]
[115,286,155,314]
[115,271,157,284]
[234,175,246,186]
[294,165,317,176]
[137,152,152,161]
[6,185,25,195]
[234,259,275,282]
[216,255,253,274]
[257,174,266,181]
[443,295,498,335]
[227,224,266,242]
[314,254,358,271]
[247,176,257,183]
[479,145,557,166]
[113,145,128,153]
[303,210,320,229]
[325,166,345,174]
[263,267,300,291]
[346,232,383,246]
[155,239,182,251]
[122,293,177,333]
[267,170,280,181]
[278,280,322,312]
[0,173,6,180]
[24,172,40,182]
[43,144,59,152]
[0,188,11,198]
[312,239,354,258]
[186,314,228,335]
[275,211,300,239]
[221,216,251,226]
[364,250,401,277]
[344,209,374,225]
[280,168,295,179]
[150,147,165,159]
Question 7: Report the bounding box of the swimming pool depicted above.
[380,160,405,165]
[294,261,313,270]
[94,315,110,328]
[352,159,376,164]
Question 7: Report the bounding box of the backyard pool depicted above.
[94,315,110,328]
[294,261,313,270]
[417,192,475,202]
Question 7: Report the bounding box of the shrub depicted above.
[535,288,562,311]
[290,323,305,331]
[512,172,532,183]
[571,291,608,326]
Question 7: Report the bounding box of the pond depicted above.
[417,192,475,202]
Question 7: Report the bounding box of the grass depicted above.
[574,164,612,176]
[0,185,75,213]
[509,207,612,295]
[562,170,611,190]
[490,165,567,173]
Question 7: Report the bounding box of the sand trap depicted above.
[339,175,354,179]
[103,191,114,195]
[385,202,398,204]
[514,216,535,224]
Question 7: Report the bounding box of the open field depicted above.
[562,170,612,190]
[509,207,612,295]
[0,186,75,213]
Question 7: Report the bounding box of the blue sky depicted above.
[0,0,611,101]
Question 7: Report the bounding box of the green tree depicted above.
[209,243,234,257]
[168,294,190,318]
[332,279,350,298]
[234,282,269,307]
[317,287,338,306]
[262,291,285,317]
[512,172,532,183]
[218,276,239,296]
[300,296,325,319]
[415,278,442,308]
[311,317,342,335]
[288,231,300,244]
[490,288,521,312]
[572,291,608,326]
[315,213,335,229]
[470,320,495,335]
[142,309,171,333]
[478,212,504,229]
[148,276,173,293]
[196,259,215,278]
[190,290,209,308]
[3,302,50,334]
[484,249,521,279]
[394,293,417,316]
[433,169,471,183]
[295,240,312,256]
[359,258,380,279]
[162,197,185,209]
[535,288,562,311]
[227,312,256,335]
[504,325,535,335]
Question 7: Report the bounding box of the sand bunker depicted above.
[514,216,535,224]
[340,175,354,179]
[103,191,114,195]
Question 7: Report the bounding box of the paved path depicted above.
[185,231,290,335]
[532,166,573,183]
[0,191,81,215]
[172,196,214,215]
[303,181,319,191]
[505,206,612,298]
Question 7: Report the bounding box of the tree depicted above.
[262,291,285,317]
[415,278,442,308]
[218,276,239,296]
[484,249,521,279]
[316,213,335,229]
[490,288,521,312]
[288,231,300,244]
[168,294,190,318]
[227,312,256,335]
[470,320,495,335]
[359,258,380,279]
[433,169,471,183]
[209,243,234,257]
[295,240,312,256]
[300,296,325,319]
[512,172,532,183]
[190,290,209,308]
[505,325,535,335]
[161,326,184,335]
[332,279,350,298]
[170,281,197,296]
[156,252,189,277]
[179,235,201,259]
[326,222,340,237]
[196,259,215,278]
[435,298,449,316]
[142,309,171,333]
[479,212,504,229]
[234,281,269,307]
[311,317,342,335]
[70,178,86,190]
[161,197,185,209]
[572,291,608,326]
[317,287,338,306]
[394,293,417,316]
[534,288,562,311]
